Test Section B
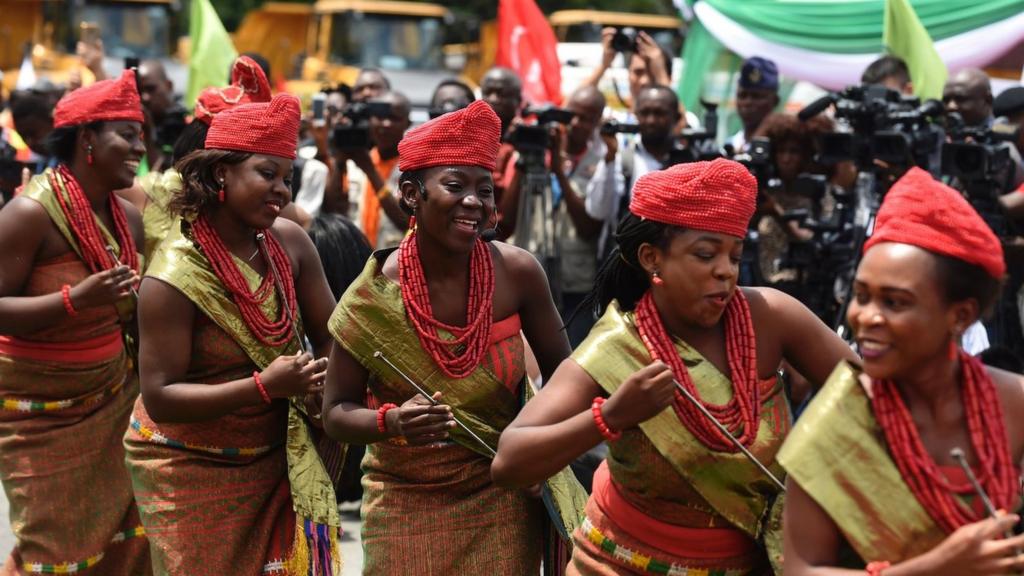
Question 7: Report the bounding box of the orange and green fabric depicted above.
[124,222,340,575]
[328,254,586,575]
[0,175,149,575]
[777,361,1017,566]
[568,301,790,575]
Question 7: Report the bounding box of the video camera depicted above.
[507,106,575,153]
[599,119,639,137]
[733,137,780,197]
[332,101,394,150]
[942,114,1018,185]
[665,100,722,166]
[800,84,944,171]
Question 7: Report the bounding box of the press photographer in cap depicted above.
[729,56,781,153]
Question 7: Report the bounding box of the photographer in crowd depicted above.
[352,67,391,103]
[138,59,187,173]
[498,86,611,346]
[729,56,780,153]
[861,55,913,95]
[429,78,476,118]
[481,67,524,210]
[750,113,835,289]
[587,84,679,257]
[344,90,412,248]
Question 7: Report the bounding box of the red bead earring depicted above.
[408,215,416,231]
[218,180,225,203]
[651,271,664,286]
[86,145,94,166]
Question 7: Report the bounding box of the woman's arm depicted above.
[493,358,676,488]
[0,198,137,335]
[322,341,454,446]
[751,287,858,388]
[505,245,571,380]
[274,218,336,358]
[784,476,1024,576]
[138,277,324,423]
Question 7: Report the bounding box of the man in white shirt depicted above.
[586,85,681,257]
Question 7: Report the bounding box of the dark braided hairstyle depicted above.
[572,211,684,324]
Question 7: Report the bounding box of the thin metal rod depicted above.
[672,379,786,492]
[373,350,497,458]
[255,233,306,354]
[105,245,139,300]
[950,447,1021,560]
[950,448,999,517]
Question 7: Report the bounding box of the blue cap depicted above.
[739,57,779,91]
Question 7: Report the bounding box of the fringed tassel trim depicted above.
[284,517,341,576]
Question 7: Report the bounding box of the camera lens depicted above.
[611,28,636,53]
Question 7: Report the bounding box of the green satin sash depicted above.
[328,253,587,538]
[778,361,947,564]
[145,222,339,529]
[572,301,790,541]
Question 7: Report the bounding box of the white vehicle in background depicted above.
[549,10,684,113]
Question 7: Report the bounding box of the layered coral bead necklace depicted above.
[398,229,494,379]
[870,350,1018,534]
[633,289,761,451]
[50,164,139,273]
[190,216,298,347]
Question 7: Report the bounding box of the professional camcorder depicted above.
[599,119,640,137]
[800,84,944,171]
[332,101,394,150]
[507,106,575,153]
[665,101,723,166]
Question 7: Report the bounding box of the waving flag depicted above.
[496,0,562,105]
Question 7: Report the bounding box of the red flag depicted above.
[496,0,563,105]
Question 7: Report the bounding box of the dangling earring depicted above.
[651,271,664,286]
[948,335,959,361]
[218,179,226,203]
[408,215,417,231]
[86,145,94,166]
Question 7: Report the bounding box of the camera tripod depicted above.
[513,147,563,310]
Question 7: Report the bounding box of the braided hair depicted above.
[572,211,683,324]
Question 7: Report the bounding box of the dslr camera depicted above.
[332,101,394,150]
[507,106,575,153]
[611,27,638,53]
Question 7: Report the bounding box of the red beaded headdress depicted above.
[194,56,272,126]
[205,94,301,160]
[54,70,144,128]
[629,158,757,239]
[398,100,501,172]
[864,167,1005,278]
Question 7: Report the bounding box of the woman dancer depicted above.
[0,70,150,574]
[492,159,855,574]
[323,100,579,574]
[780,167,1024,575]
[125,94,341,575]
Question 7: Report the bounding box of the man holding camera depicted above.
[729,56,780,154]
[138,59,187,173]
[481,67,524,212]
[344,90,412,248]
[587,85,680,257]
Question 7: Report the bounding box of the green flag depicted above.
[883,0,947,101]
[186,0,238,108]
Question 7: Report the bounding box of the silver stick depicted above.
[105,245,139,300]
[950,448,999,517]
[672,379,786,492]
[949,447,1020,558]
[255,233,306,354]
[373,350,497,458]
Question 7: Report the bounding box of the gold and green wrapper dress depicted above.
[0,171,150,575]
[328,254,587,575]
[136,169,181,266]
[567,302,791,576]
[123,223,341,575]
[777,361,1020,567]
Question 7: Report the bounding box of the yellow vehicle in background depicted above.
[236,0,466,121]
[1,0,183,94]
